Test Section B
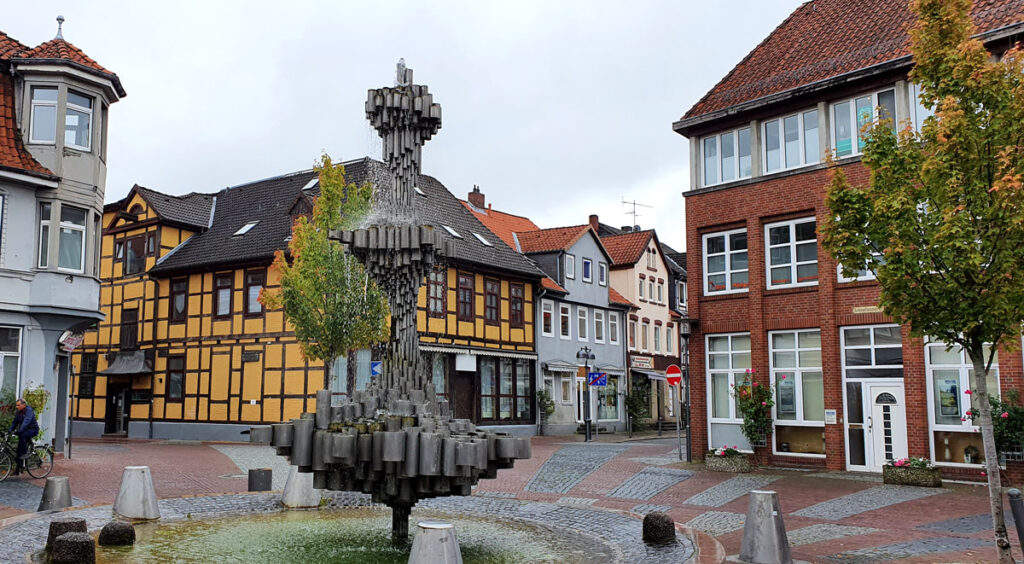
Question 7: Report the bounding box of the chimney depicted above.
[468,185,485,208]
[589,214,599,233]
[620,225,632,232]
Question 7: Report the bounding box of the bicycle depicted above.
[0,432,53,480]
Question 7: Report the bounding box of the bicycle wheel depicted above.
[0,452,13,481]
[26,447,53,479]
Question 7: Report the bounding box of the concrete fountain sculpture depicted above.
[250,60,531,543]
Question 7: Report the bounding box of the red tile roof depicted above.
[461,202,539,249]
[0,71,53,177]
[540,276,567,293]
[0,32,28,59]
[680,0,1024,123]
[517,225,592,254]
[14,38,115,76]
[601,230,652,266]
[608,287,634,308]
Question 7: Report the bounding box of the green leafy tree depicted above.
[261,153,390,391]
[822,1,1024,559]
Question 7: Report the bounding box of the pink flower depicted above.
[732,446,738,449]
[1002,412,1010,418]
[753,382,759,387]
[960,417,966,422]
[965,389,973,395]
[761,401,767,406]
[981,471,987,476]
[781,375,786,380]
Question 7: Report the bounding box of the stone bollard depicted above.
[37,476,73,511]
[281,465,322,508]
[112,466,160,520]
[98,520,136,546]
[642,511,676,543]
[408,521,463,564]
[51,531,95,564]
[739,490,792,564]
[46,516,86,552]
[248,468,273,492]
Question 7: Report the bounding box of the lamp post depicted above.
[576,346,596,442]
[680,319,694,463]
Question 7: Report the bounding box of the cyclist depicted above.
[9,399,38,476]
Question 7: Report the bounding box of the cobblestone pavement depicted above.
[0,435,1018,563]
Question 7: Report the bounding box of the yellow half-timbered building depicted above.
[71,158,542,440]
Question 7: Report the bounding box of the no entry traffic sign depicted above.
[665,364,682,387]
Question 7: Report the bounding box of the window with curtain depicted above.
[427,266,446,318]
[215,274,233,317]
[484,278,500,325]
[770,329,825,456]
[170,278,188,322]
[124,235,146,275]
[457,273,474,321]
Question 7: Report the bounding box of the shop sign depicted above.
[630,356,653,369]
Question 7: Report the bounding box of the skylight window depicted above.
[414,185,426,196]
[472,232,493,246]
[302,177,319,191]
[442,225,462,238]
[233,220,259,236]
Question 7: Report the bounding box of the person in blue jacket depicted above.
[9,399,38,475]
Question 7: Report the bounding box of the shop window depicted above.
[707,332,753,451]
[770,329,825,456]
[926,340,999,466]
[478,358,533,423]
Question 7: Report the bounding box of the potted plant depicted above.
[883,457,942,487]
[537,388,555,436]
[705,445,753,473]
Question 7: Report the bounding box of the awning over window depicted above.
[632,369,666,381]
[542,361,579,373]
[419,344,538,360]
[99,351,152,375]
[595,365,626,376]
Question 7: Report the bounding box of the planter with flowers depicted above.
[705,446,753,473]
[883,457,942,487]
[733,369,775,450]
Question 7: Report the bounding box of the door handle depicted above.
[867,416,873,430]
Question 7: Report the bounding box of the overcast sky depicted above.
[9,1,803,251]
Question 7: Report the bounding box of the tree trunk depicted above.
[390,502,411,545]
[969,345,1014,563]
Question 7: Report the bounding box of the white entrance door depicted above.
[867,383,908,471]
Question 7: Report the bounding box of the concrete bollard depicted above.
[37,476,73,511]
[408,520,463,564]
[112,466,160,520]
[249,425,273,444]
[51,531,95,564]
[739,490,792,564]
[248,468,273,492]
[46,516,86,551]
[281,465,322,508]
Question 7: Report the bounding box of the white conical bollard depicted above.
[281,466,322,508]
[739,490,792,564]
[38,476,73,511]
[112,466,160,520]
[409,521,463,564]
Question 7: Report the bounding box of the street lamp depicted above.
[576,346,596,442]
[680,319,695,463]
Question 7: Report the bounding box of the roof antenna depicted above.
[55,15,64,40]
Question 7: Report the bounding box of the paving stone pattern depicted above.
[212,444,292,490]
[422,495,695,563]
[786,524,879,547]
[557,496,597,505]
[793,485,944,521]
[524,444,631,494]
[631,504,672,515]
[473,491,516,498]
[917,512,1013,534]
[683,474,781,507]
[608,467,693,500]
[827,536,990,563]
[806,472,882,483]
[683,511,746,537]
[0,480,88,512]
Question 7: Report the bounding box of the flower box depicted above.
[705,452,753,473]
[882,465,942,487]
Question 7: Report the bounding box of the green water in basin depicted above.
[94,508,616,564]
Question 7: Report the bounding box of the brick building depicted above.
[674,0,1024,475]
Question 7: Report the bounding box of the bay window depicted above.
[38,203,51,268]
[763,109,819,173]
[702,127,752,187]
[58,205,87,272]
[707,333,752,450]
[926,341,998,466]
[65,89,93,151]
[832,88,897,158]
[771,329,825,456]
[765,218,817,288]
[29,87,57,144]
[703,228,748,294]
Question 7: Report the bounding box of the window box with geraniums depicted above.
[883,457,942,487]
[705,446,753,473]
[732,369,774,449]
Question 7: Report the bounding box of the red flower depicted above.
[965,389,973,395]
[1002,412,1010,419]
[752,382,759,387]
[761,401,767,406]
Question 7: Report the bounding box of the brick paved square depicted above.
[787,523,878,546]
[683,474,781,507]
[827,536,989,563]
[631,503,672,515]
[524,444,631,494]
[792,485,944,521]
[684,510,745,536]
[608,467,693,500]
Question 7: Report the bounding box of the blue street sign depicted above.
[588,372,607,387]
[370,361,383,377]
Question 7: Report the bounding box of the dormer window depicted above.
[233,221,259,236]
[65,90,93,151]
[29,87,58,144]
[442,225,462,238]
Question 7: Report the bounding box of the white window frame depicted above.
[598,262,607,286]
[830,87,897,158]
[65,89,93,152]
[582,258,593,283]
[837,248,883,282]
[762,108,820,174]
[38,202,51,269]
[701,126,752,187]
[678,281,687,308]
[559,304,571,340]
[706,332,752,424]
[564,253,575,279]
[609,312,620,345]
[593,310,605,344]
[577,307,589,342]
[925,340,998,468]
[641,321,650,352]
[540,300,554,337]
[638,277,645,300]
[628,319,636,349]
[29,86,57,144]
[648,279,654,302]
[0,194,4,261]
[703,228,749,296]
[647,248,657,269]
[665,326,674,356]
[909,83,935,133]
[657,281,664,304]
[770,329,826,458]
[840,324,903,379]
[765,217,818,289]
[0,325,23,394]
[560,376,573,405]
[654,325,661,353]
[57,204,87,273]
